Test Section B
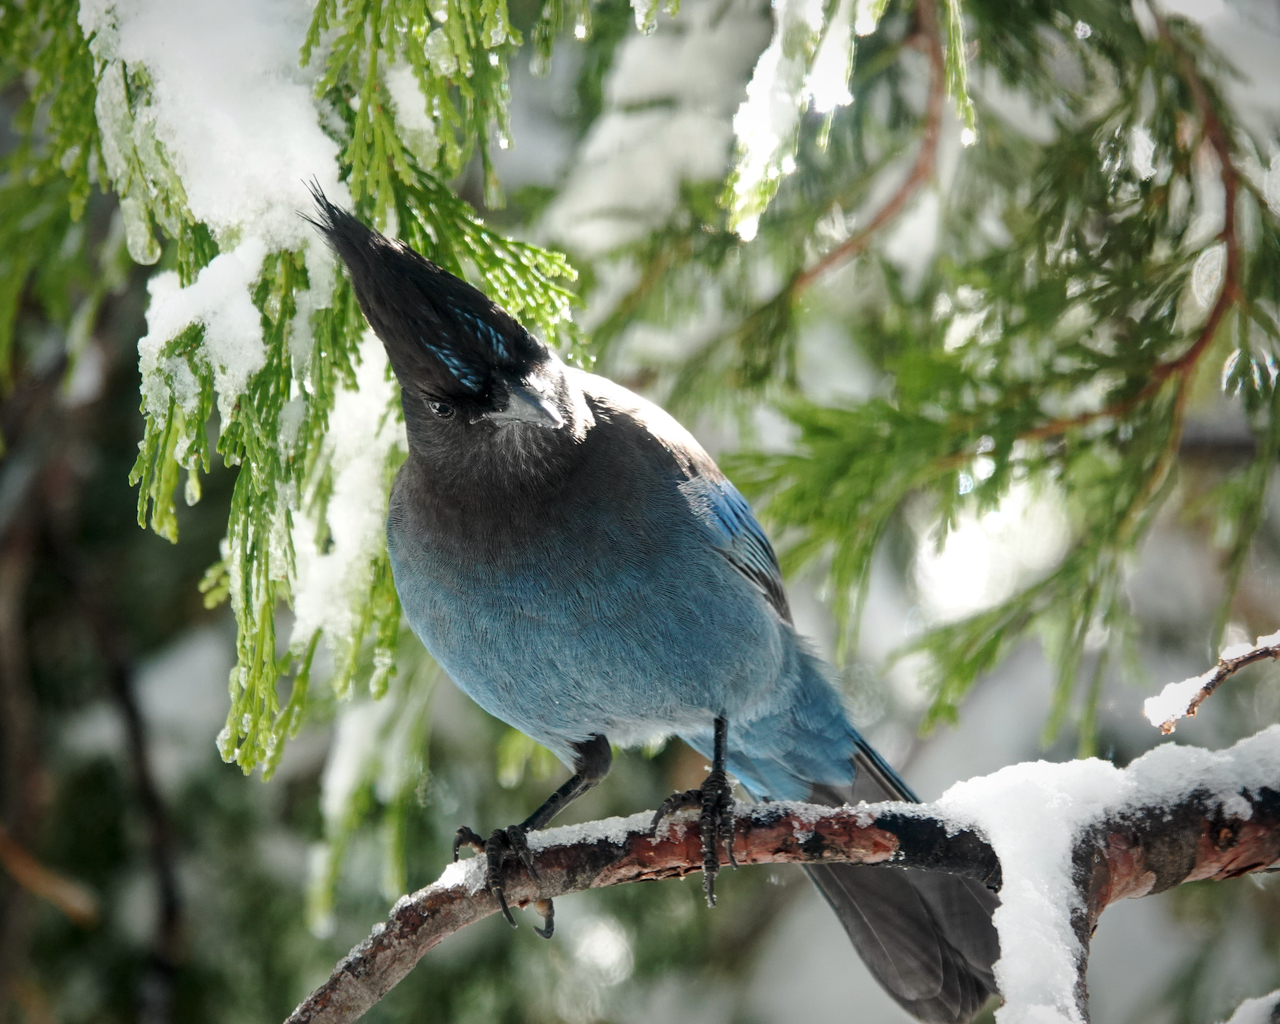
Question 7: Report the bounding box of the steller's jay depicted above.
[308,190,1000,1024]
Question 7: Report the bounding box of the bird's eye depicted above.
[427,400,455,420]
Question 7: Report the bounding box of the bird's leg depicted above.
[452,734,611,934]
[651,715,735,907]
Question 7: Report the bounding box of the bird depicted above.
[307,188,1001,1024]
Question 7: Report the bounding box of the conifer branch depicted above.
[787,0,945,296]
[1015,8,1240,447]
[285,764,1280,1024]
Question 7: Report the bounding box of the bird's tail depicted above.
[682,646,1000,1024]
[805,738,1001,1024]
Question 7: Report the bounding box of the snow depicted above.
[806,0,855,113]
[526,810,657,852]
[1143,626,1280,730]
[726,0,826,236]
[935,727,1280,1024]
[80,0,352,478]
[385,61,440,168]
[78,0,346,253]
[1220,990,1280,1024]
[1143,670,1215,731]
[541,0,771,255]
[406,856,486,899]
[318,690,400,831]
[136,238,268,425]
[290,334,406,663]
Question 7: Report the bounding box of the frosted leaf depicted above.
[138,237,269,427]
[727,0,826,231]
[91,61,132,186]
[87,0,347,251]
[1192,242,1225,308]
[1265,153,1280,217]
[290,335,405,660]
[1130,126,1156,180]
[385,62,439,167]
[854,0,886,35]
[631,0,661,34]
[120,195,161,265]
[424,28,458,76]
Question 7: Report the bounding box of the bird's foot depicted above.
[452,824,553,936]
[651,767,736,907]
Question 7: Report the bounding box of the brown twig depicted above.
[286,771,1280,1024]
[0,826,99,928]
[1147,640,1280,735]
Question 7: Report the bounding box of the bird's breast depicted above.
[384,466,788,747]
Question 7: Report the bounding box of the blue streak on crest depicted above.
[420,336,485,391]
[456,309,510,360]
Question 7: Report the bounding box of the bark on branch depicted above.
[285,764,1280,1024]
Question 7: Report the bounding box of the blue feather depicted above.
[680,473,791,621]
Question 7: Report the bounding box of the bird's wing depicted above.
[573,368,792,622]
[679,472,792,623]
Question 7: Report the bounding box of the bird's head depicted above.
[306,188,576,453]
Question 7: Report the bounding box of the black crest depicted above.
[304,185,547,405]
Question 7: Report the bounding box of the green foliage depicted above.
[0,0,102,218]
[5,0,1275,796]
[304,0,521,213]
[592,3,1280,750]
[5,0,1280,1019]
[52,0,580,774]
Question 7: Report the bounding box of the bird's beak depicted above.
[483,380,565,429]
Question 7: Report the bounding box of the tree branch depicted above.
[285,732,1280,1024]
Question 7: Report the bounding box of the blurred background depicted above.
[2,0,1280,1023]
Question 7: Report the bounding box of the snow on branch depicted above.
[1144,631,1280,734]
[285,728,1280,1024]
[1220,989,1280,1024]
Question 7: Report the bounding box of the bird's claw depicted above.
[532,898,555,939]
[454,823,542,930]
[652,768,736,907]
[453,826,486,861]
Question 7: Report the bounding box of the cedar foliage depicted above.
[2,0,1279,1018]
